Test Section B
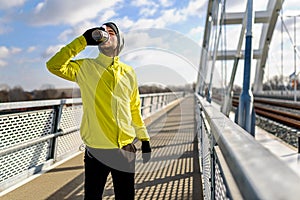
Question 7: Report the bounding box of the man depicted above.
[46,22,151,200]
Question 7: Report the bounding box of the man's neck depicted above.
[100,48,117,57]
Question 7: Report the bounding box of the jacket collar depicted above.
[95,53,120,70]
[96,53,113,68]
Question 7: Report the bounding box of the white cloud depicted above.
[25,0,122,26]
[283,0,300,16]
[122,30,169,54]
[225,0,246,12]
[0,46,10,58]
[160,8,186,24]
[131,0,159,17]
[27,46,37,53]
[99,10,117,22]
[189,26,204,44]
[123,49,198,85]
[121,28,201,78]
[123,0,207,30]
[4,0,298,91]
[0,0,26,10]
[159,0,174,8]
[0,60,7,67]
[189,26,203,35]
[11,47,22,54]
[139,7,157,17]
[131,0,156,7]
[58,29,74,42]
[116,17,135,31]
[34,2,44,13]
[57,20,105,42]
[0,46,21,58]
[143,18,166,28]
[125,18,166,29]
[42,44,64,58]
[182,0,207,16]
[0,46,22,67]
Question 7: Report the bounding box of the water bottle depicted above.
[92,29,109,44]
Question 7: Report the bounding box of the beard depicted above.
[98,39,118,57]
[99,45,115,57]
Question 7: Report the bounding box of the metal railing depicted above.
[0,92,184,192]
[140,92,184,118]
[195,93,300,200]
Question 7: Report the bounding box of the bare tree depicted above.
[8,86,28,101]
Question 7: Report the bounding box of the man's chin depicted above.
[100,47,113,52]
[99,43,109,48]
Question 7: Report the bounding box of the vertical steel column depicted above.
[49,99,65,160]
[150,96,153,113]
[293,16,297,102]
[298,134,300,154]
[207,1,223,103]
[210,133,217,200]
[236,0,256,136]
[141,96,145,116]
[156,95,160,110]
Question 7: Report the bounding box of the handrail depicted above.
[195,93,300,200]
[0,98,82,111]
[0,92,184,156]
[0,92,183,111]
[0,92,185,192]
[140,92,182,98]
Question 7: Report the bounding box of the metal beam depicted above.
[216,49,261,60]
[196,0,213,95]
[221,7,248,116]
[197,0,283,96]
[253,0,283,93]
[224,10,270,24]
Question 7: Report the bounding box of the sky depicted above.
[0,0,299,92]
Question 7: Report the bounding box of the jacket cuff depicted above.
[136,129,150,141]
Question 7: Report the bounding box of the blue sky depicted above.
[0,0,299,91]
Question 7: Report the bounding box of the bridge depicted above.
[1,0,300,199]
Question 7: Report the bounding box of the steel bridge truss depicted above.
[196,0,283,116]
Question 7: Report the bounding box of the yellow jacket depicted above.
[46,36,150,149]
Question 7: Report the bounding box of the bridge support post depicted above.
[297,133,300,154]
[49,99,65,160]
[235,0,256,136]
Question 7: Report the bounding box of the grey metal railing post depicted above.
[165,95,169,106]
[150,96,153,113]
[298,133,300,153]
[210,134,216,200]
[141,96,145,116]
[159,95,163,108]
[49,99,65,161]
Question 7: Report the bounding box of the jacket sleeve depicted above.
[46,36,87,82]
[130,74,150,142]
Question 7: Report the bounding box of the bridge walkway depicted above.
[1,95,203,200]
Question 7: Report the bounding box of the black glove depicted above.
[83,27,100,45]
[141,141,151,163]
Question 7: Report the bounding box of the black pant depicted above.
[84,144,136,200]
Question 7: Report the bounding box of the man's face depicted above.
[99,26,118,55]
